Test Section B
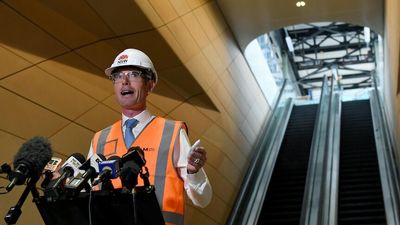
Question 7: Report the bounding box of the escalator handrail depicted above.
[242,99,293,224]
[369,72,400,225]
[320,87,341,225]
[300,76,338,225]
[226,79,294,225]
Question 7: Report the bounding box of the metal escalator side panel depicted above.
[257,104,318,225]
[370,92,400,225]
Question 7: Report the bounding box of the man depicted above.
[88,48,212,225]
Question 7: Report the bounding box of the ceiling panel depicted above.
[0,67,98,120]
[4,0,114,49]
[49,123,95,157]
[0,46,31,79]
[167,17,201,59]
[135,0,164,28]
[170,0,191,16]
[0,3,68,63]
[159,65,204,99]
[75,39,126,72]
[147,101,167,117]
[185,51,217,90]
[202,43,225,75]
[75,103,120,132]
[119,31,182,71]
[182,12,210,48]
[185,0,209,10]
[101,94,121,112]
[0,131,24,163]
[148,0,179,23]
[203,1,227,36]
[0,87,69,139]
[193,5,219,42]
[210,78,231,109]
[197,191,229,224]
[147,79,186,113]
[212,33,234,68]
[85,0,154,35]
[213,106,252,153]
[38,52,112,101]
[169,102,213,136]
[188,94,220,120]
[205,164,236,204]
[157,25,189,62]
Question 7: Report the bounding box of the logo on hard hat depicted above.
[117,54,128,64]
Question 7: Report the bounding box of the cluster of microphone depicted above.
[2,136,147,200]
[43,146,146,200]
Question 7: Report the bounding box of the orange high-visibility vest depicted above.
[91,117,187,225]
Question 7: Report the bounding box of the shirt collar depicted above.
[122,110,152,127]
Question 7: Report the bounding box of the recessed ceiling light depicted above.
[296,1,306,7]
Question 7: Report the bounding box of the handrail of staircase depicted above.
[320,81,341,225]
[300,76,342,225]
[369,72,400,225]
[300,76,335,225]
[226,79,295,225]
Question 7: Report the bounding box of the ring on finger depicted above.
[194,158,200,164]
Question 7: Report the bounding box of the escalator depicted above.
[257,104,318,225]
[338,100,387,225]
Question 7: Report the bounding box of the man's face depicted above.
[111,66,155,111]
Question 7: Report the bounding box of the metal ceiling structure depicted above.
[282,22,378,95]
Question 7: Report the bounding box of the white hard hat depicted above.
[105,48,158,84]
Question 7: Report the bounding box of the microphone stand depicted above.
[140,167,150,187]
[139,167,153,192]
[4,175,39,225]
[101,178,114,191]
[134,166,165,225]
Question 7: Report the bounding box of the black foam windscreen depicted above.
[70,153,86,164]
[119,160,140,190]
[13,136,53,176]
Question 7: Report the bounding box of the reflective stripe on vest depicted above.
[155,119,174,210]
[96,125,112,156]
[93,117,185,225]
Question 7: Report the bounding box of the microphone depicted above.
[119,147,146,191]
[64,153,105,195]
[44,157,63,172]
[58,153,86,177]
[44,153,85,198]
[121,146,146,167]
[119,161,140,191]
[91,156,121,189]
[6,136,52,192]
[40,157,62,188]
[88,153,106,172]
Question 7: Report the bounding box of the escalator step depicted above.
[257,104,318,225]
[338,100,387,225]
